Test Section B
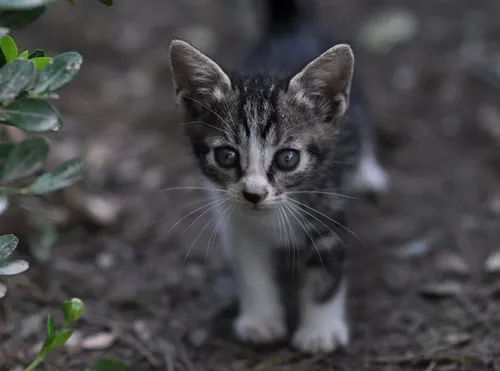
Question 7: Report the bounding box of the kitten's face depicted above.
[169,40,354,210]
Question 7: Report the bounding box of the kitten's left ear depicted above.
[169,39,231,108]
[288,44,354,118]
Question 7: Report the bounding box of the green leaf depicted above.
[0,0,58,9]
[47,329,73,350]
[46,314,55,341]
[18,50,29,59]
[62,297,84,323]
[0,35,17,62]
[91,359,127,371]
[27,49,44,59]
[33,52,82,93]
[0,234,18,260]
[98,0,113,5]
[1,136,49,181]
[0,98,62,132]
[0,59,35,100]
[30,57,51,71]
[0,7,46,29]
[28,158,83,194]
[0,142,15,169]
[0,259,29,275]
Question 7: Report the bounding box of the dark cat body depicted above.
[168,0,388,354]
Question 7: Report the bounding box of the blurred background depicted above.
[1,0,500,370]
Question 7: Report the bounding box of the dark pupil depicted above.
[276,149,299,171]
[215,147,238,168]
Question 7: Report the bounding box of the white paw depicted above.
[234,313,287,343]
[292,318,349,353]
[350,154,390,194]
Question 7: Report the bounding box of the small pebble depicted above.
[395,236,435,259]
[133,319,153,344]
[485,250,500,273]
[188,328,208,347]
[96,252,116,270]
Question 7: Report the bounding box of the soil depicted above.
[1,0,500,370]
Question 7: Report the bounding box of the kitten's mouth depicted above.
[241,203,276,212]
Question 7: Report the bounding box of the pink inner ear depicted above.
[288,44,354,101]
[170,40,231,100]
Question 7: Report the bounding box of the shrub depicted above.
[0,1,126,369]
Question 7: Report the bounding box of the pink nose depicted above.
[242,190,268,204]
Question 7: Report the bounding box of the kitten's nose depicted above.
[242,190,269,204]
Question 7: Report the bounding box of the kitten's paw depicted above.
[291,318,349,353]
[234,313,287,343]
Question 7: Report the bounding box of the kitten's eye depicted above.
[274,149,300,171]
[214,146,239,169]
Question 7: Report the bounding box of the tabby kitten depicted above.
[168,0,388,354]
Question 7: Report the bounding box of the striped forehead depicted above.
[235,78,281,143]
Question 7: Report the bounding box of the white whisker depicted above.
[288,198,360,242]
[284,203,325,270]
[161,197,228,240]
[287,191,359,200]
[286,199,346,249]
[184,200,229,263]
[205,202,230,263]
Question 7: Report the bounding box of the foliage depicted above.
[0,0,126,369]
[24,298,127,371]
[0,233,29,298]
[0,0,87,265]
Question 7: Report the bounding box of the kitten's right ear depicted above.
[287,44,354,119]
[169,40,231,109]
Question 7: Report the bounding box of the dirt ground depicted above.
[1,0,500,370]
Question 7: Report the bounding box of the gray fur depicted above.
[169,39,360,353]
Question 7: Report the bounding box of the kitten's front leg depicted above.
[230,232,286,343]
[292,240,349,353]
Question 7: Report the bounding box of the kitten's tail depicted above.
[265,0,311,32]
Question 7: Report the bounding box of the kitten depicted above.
[168,0,388,353]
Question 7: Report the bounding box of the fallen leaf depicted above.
[81,332,117,350]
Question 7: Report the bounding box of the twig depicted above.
[117,331,161,367]
[158,339,176,371]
